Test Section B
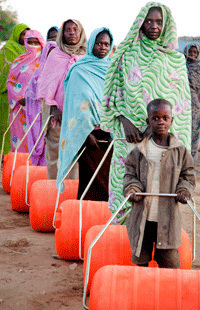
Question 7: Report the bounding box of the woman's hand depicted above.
[50,106,62,124]
[176,190,190,204]
[126,189,143,202]
[18,98,26,106]
[86,133,100,149]
[118,115,142,143]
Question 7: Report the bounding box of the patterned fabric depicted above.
[100,2,192,224]
[56,27,113,193]
[0,23,29,155]
[7,30,45,152]
[25,41,57,165]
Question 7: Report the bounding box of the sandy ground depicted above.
[0,169,200,309]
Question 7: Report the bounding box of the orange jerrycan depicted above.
[89,265,200,310]
[10,165,47,212]
[83,225,192,293]
[29,179,78,231]
[2,152,32,194]
[54,200,111,260]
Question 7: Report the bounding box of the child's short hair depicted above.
[147,98,172,116]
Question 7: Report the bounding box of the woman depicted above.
[100,2,191,224]
[38,19,87,179]
[46,26,59,41]
[184,44,200,166]
[57,27,114,200]
[7,30,45,153]
[25,41,57,166]
[0,23,30,155]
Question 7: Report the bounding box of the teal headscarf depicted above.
[56,27,114,192]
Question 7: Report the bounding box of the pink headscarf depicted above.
[7,30,45,110]
[37,19,87,112]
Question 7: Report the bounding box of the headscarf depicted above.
[46,26,59,41]
[184,43,200,111]
[56,19,87,56]
[7,30,45,111]
[56,27,113,192]
[100,2,191,151]
[37,19,87,111]
[25,41,57,166]
[0,23,29,94]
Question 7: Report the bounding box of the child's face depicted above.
[147,104,173,136]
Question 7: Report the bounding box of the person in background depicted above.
[123,98,195,268]
[38,19,87,179]
[7,30,45,153]
[25,41,57,166]
[57,27,113,200]
[100,2,191,224]
[47,26,59,41]
[184,44,200,168]
[0,23,30,155]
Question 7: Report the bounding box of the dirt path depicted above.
[0,171,200,309]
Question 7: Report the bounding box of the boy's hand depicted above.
[176,190,190,204]
[126,189,143,202]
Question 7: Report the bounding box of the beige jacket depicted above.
[123,134,195,257]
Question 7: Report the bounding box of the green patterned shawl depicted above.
[100,2,191,150]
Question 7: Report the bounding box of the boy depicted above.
[123,98,195,268]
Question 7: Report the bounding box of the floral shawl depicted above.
[100,2,191,151]
[7,30,45,110]
[56,27,113,192]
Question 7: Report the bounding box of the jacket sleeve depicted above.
[176,147,196,198]
[123,149,145,197]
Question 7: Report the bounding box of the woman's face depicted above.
[188,46,198,61]
[93,33,111,58]
[63,21,81,45]
[27,37,41,46]
[142,9,163,40]
[18,28,29,45]
[48,30,58,41]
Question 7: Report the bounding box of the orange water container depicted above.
[54,200,111,260]
[2,152,32,194]
[89,265,200,310]
[29,179,79,231]
[10,165,47,212]
[83,225,191,292]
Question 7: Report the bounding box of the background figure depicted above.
[38,19,87,179]
[0,23,30,155]
[46,26,59,41]
[57,27,114,200]
[7,30,45,153]
[25,41,57,166]
[184,44,200,167]
[100,2,191,224]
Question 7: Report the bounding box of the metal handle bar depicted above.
[0,106,22,171]
[25,114,53,206]
[10,111,41,186]
[52,147,86,229]
[83,192,200,309]
[78,137,126,260]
